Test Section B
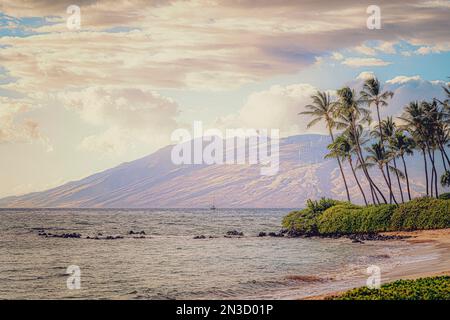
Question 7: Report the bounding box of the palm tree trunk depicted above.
[379,165,397,204]
[385,163,394,204]
[427,147,439,198]
[431,149,439,198]
[374,103,390,204]
[438,144,448,171]
[349,156,368,205]
[355,146,383,204]
[438,141,450,167]
[337,157,351,202]
[401,154,412,201]
[422,148,429,196]
[393,157,404,203]
[329,128,351,202]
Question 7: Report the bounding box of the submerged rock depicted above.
[268,232,284,237]
[128,230,145,235]
[225,230,244,236]
[258,232,267,237]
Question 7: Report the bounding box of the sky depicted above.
[0,0,449,197]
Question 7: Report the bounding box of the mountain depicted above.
[0,134,441,208]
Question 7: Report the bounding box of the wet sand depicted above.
[304,228,450,300]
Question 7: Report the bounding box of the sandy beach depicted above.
[305,228,450,300]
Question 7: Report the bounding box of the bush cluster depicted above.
[283,197,450,235]
[330,276,450,300]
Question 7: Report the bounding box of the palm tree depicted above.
[361,77,395,203]
[300,91,351,202]
[421,101,440,198]
[399,101,431,197]
[334,86,387,204]
[374,117,402,202]
[326,134,368,205]
[390,130,415,201]
[364,142,402,205]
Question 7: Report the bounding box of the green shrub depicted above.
[317,204,396,235]
[330,276,450,300]
[439,192,450,200]
[305,198,343,214]
[281,208,319,235]
[282,197,449,236]
[282,198,344,235]
[390,197,450,231]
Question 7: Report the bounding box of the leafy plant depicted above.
[330,276,450,300]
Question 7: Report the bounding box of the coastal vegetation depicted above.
[300,75,450,204]
[282,197,450,236]
[329,276,450,300]
[287,74,450,236]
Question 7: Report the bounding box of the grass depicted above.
[282,197,450,236]
[329,276,450,300]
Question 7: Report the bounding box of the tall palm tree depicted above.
[421,101,440,198]
[326,134,368,205]
[390,130,415,201]
[300,91,351,202]
[361,77,395,203]
[399,101,430,197]
[334,86,387,204]
[374,117,402,202]
[364,142,402,205]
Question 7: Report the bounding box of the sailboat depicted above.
[210,197,216,210]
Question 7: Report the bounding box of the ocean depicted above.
[0,208,421,299]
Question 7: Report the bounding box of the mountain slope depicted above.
[0,134,440,208]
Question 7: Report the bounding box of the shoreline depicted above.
[302,228,450,300]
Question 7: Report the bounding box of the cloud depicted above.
[58,87,180,153]
[376,41,396,54]
[342,57,392,67]
[386,75,421,85]
[331,52,344,61]
[0,96,51,149]
[415,44,450,55]
[215,83,327,136]
[356,71,376,81]
[0,0,448,95]
[353,44,377,56]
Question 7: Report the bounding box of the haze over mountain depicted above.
[0,134,443,208]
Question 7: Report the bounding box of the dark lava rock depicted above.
[258,232,267,237]
[226,230,244,236]
[129,230,146,235]
[37,230,81,239]
[347,233,410,242]
[285,229,304,238]
[105,235,123,240]
[268,232,284,237]
[193,235,206,239]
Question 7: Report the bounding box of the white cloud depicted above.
[58,87,180,153]
[0,97,51,150]
[356,71,376,81]
[386,75,421,85]
[214,83,329,136]
[331,52,344,61]
[342,57,392,67]
[353,45,377,56]
[376,42,397,54]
